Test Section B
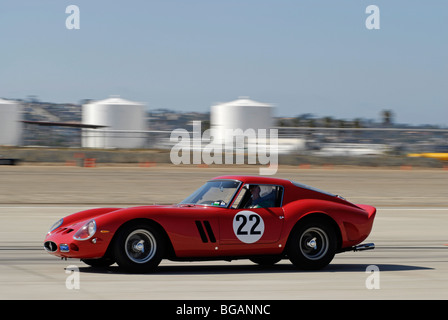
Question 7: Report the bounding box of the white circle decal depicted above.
[232,211,265,244]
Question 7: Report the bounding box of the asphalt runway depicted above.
[0,165,447,300]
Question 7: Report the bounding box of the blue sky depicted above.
[0,1,447,126]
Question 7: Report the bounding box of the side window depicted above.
[231,184,283,209]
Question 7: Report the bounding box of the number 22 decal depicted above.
[233,211,265,243]
[236,214,261,235]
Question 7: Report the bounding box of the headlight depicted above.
[73,220,96,241]
[48,218,63,234]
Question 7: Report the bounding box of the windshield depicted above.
[179,180,241,207]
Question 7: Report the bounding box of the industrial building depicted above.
[81,96,147,149]
[1,95,446,165]
[210,97,273,144]
[0,99,22,146]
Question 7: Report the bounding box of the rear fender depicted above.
[282,199,371,249]
[285,211,343,251]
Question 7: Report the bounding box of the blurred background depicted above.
[1,95,447,168]
[0,2,447,301]
[0,1,446,167]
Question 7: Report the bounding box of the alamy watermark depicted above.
[170,121,278,175]
[365,5,380,30]
[365,265,380,289]
[65,265,80,290]
[65,5,80,30]
[65,5,379,31]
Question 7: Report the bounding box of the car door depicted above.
[218,184,285,247]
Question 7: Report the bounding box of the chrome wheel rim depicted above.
[299,227,329,260]
[125,229,157,264]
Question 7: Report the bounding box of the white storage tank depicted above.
[210,97,274,144]
[82,97,146,148]
[0,99,22,146]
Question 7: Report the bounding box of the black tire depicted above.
[81,257,115,268]
[250,256,282,266]
[113,222,165,273]
[287,218,337,270]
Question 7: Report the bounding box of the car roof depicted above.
[211,175,293,186]
[211,175,337,198]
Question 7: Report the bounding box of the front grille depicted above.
[44,241,58,252]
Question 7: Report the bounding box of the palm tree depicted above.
[381,110,394,126]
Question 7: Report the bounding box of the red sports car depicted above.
[44,175,376,272]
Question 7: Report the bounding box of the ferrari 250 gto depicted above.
[44,175,376,272]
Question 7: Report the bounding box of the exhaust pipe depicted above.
[353,243,375,252]
[339,242,375,253]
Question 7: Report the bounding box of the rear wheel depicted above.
[287,218,337,270]
[113,222,165,273]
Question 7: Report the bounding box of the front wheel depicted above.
[287,219,337,270]
[113,222,165,273]
[81,257,115,268]
[250,256,282,266]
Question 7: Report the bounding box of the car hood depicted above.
[58,204,222,228]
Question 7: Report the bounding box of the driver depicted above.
[247,185,275,208]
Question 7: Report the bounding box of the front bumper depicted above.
[44,227,113,259]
